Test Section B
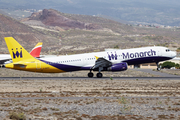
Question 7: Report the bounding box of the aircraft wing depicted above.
[91,57,112,70]
[0,59,11,64]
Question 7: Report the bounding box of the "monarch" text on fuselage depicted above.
[122,49,156,59]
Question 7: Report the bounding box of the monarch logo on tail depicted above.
[4,37,35,63]
[12,48,23,59]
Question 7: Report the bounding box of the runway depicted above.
[0,76,180,80]
[1,65,180,79]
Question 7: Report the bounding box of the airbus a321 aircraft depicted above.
[4,37,176,78]
[0,41,42,64]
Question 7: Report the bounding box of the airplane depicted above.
[29,42,43,58]
[0,54,11,64]
[4,37,176,78]
[0,41,42,65]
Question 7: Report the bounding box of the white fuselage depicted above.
[0,54,11,64]
[37,46,176,72]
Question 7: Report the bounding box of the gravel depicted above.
[0,97,180,119]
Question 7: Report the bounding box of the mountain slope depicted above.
[23,9,102,30]
[1,9,180,55]
[22,9,180,53]
[0,14,60,54]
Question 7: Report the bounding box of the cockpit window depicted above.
[166,49,170,52]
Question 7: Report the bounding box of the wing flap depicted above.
[92,57,112,70]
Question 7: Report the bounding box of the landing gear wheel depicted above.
[156,62,161,71]
[157,67,161,71]
[88,72,94,78]
[96,73,103,78]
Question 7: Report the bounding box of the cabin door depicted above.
[36,62,41,69]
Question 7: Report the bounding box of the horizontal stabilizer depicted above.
[14,63,27,68]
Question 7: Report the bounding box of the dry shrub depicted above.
[9,112,26,120]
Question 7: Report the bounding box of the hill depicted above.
[22,9,180,52]
[24,9,102,30]
[1,9,180,55]
[0,13,60,54]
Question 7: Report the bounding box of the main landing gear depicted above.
[96,72,103,78]
[88,72,94,78]
[88,69,103,78]
[88,72,103,78]
[156,62,161,71]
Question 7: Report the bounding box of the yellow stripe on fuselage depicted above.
[4,37,65,73]
[5,58,65,73]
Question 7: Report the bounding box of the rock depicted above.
[26,9,102,30]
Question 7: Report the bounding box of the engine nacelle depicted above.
[108,62,128,72]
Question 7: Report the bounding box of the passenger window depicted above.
[166,49,170,52]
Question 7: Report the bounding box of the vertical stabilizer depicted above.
[30,42,43,57]
[4,37,34,63]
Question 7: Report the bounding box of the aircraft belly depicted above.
[31,62,65,73]
[123,56,172,65]
[6,61,65,73]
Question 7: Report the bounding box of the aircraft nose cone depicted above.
[172,51,177,57]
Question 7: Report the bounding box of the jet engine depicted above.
[107,62,128,72]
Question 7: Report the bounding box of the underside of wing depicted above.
[92,57,112,70]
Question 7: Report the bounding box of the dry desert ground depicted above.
[0,68,180,119]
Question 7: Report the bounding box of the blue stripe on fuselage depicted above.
[123,56,172,65]
[39,59,91,72]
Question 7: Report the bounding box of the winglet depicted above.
[95,56,99,60]
[30,42,43,58]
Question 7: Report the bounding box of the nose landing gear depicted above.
[156,62,161,71]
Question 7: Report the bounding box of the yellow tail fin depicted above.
[4,37,35,63]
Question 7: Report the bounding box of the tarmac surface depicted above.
[0,68,179,80]
[133,69,180,77]
[0,76,180,80]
